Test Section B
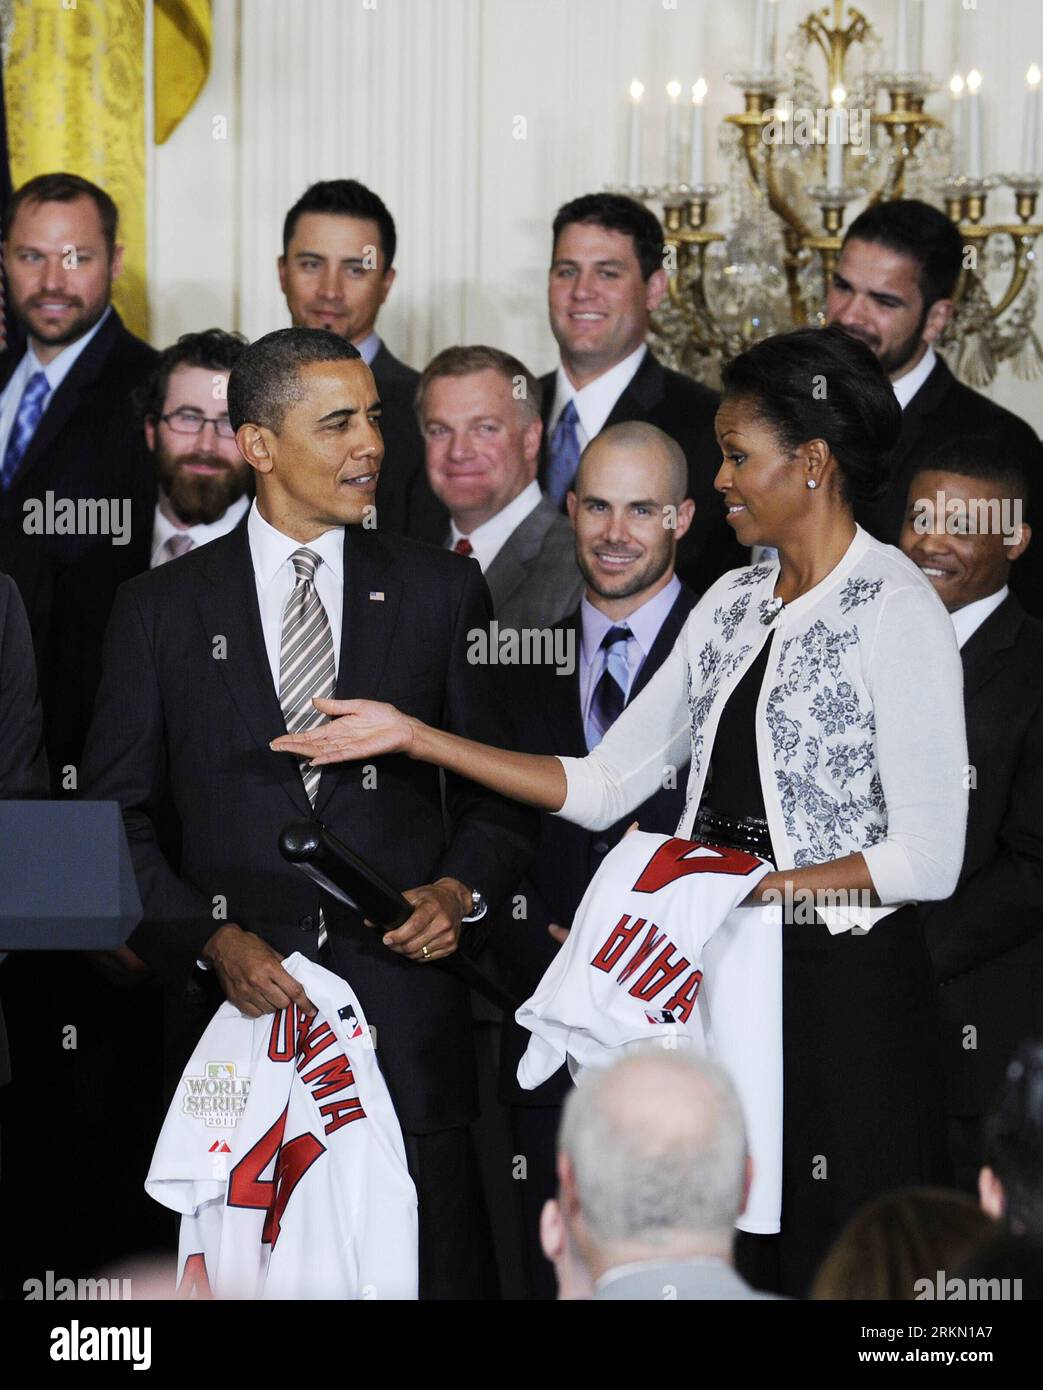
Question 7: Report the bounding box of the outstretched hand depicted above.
[270,698,414,765]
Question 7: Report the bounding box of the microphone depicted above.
[278,818,521,1014]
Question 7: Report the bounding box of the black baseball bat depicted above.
[278,818,520,1015]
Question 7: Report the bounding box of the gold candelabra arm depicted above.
[801,0,870,94]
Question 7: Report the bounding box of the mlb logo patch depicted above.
[338,1003,364,1039]
[644,1009,677,1025]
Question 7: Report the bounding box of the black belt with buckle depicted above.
[692,805,775,864]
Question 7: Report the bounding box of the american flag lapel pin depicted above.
[369,591,384,601]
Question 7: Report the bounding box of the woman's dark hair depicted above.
[720,326,902,505]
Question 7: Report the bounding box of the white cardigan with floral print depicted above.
[556,526,968,932]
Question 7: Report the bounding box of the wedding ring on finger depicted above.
[421,945,431,960]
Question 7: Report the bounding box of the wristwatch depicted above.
[461,886,488,924]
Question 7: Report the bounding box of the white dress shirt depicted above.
[950,585,1009,649]
[150,494,250,567]
[0,306,113,463]
[447,479,542,571]
[893,343,937,411]
[578,574,682,727]
[354,330,381,367]
[247,500,345,691]
[548,343,647,448]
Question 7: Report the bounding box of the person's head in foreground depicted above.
[810,1188,994,1300]
[980,1039,1043,1237]
[540,1049,752,1300]
[715,325,901,555]
[227,326,382,540]
[900,439,1032,613]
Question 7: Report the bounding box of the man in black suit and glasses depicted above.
[539,193,743,596]
[80,328,538,1298]
[900,441,1043,1194]
[278,180,446,544]
[826,198,1043,616]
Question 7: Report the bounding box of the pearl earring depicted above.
[807,478,818,489]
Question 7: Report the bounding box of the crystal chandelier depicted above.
[613,0,1043,390]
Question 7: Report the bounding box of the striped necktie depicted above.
[155,533,195,566]
[586,624,632,749]
[279,548,337,947]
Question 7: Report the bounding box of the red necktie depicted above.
[454,537,473,556]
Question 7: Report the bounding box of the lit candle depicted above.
[827,84,846,189]
[894,0,909,74]
[949,73,964,176]
[1022,64,1041,175]
[666,80,682,184]
[750,0,767,75]
[965,68,983,179]
[909,0,923,74]
[689,78,707,187]
[626,80,644,187]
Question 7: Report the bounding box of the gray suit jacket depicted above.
[480,495,584,630]
[594,1258,785,1301]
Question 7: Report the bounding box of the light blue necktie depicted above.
[0,370,49,491]
[546,399,581,506]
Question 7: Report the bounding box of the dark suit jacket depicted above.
[919,595,1043,1115]
[0,574,50,1086]
[0,309,157,569]
[491,582,699,1105]
[855,356,1043,617]
[79,517,537,1133]
[538,351,743,595]
[370,343,448,545]
[479,494,585,630]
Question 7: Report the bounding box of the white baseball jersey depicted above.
[146,954,418,1299]
[516,830,783,1234]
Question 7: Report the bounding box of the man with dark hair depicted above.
[416,344,583,629]
[80,326,538,1298]
[47,329,252,774]
[278,180,445,543]
[827,197,1043,614]
[0,173,156,574]
[540,192,741,595]
[900,442,1043,1192]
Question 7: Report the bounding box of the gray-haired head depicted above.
[558,1049,748,1249]
[227,327,363,434]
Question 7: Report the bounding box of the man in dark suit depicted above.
[418,344,583,629]
[490,421,698,1297]
[80,328,537,1298]
[278,179,446,544]
[900,442,1043,1193]
[46,329,253,780]
[0,174,156,578]
[0,574,49,1093]
[539,193,742,596]
[826,198,1043,616]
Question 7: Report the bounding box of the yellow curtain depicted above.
[3,0,148,338]
[154,0,212,146]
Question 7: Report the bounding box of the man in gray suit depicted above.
[540,1051,784,1300]
[417,346,583,629]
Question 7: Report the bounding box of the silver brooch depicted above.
[758,597,785,625]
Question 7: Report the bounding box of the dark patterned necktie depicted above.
[1,369,49,490]
[586,624,631,748]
